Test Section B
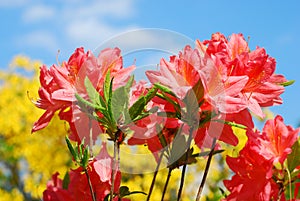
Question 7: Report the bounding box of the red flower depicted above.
[43,172,73,201]
[256,115,299,164]
[146,45,202,100]
[195,109,254,147]
[32,47,135,145]
[223,130,280,200]
[198,33,287,118]
[43,143,127,201]
[224,116,299,200]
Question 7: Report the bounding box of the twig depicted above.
[177,126,194,201]
[146,150,165,201]
[195,138,216,201]
[84,169,96,201]
[161,168,172,201]
[110,140,118,201]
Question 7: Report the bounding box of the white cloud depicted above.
[62,0,135,20]
[22,4,55,23]
[94,29,194,55]
[0,0,28,7]
[13,0,193,59]
[17,30,59,52]
[65,18,138,49]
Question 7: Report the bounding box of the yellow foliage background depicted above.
[0,56,71,201]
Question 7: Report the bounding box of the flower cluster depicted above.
[31,32,299,201]
[43,142,129,201]
[224,115,300,200]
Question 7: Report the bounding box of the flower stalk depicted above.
[146,150,164,201]
[177,126,195,201]
[195,138,216,201]
[84,169,97,201]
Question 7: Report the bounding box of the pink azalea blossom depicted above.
[32,47,135,145]
[198,33,287,118]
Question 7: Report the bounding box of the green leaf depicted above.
[157,125,168,149]
[291,168,300,178]
[169,135,187,166]
[124,75,134,92]
[103,71,111,102]
[106,77,114,120]
[192,79,204,104]
[183,80,204,116]
[119,186,131,197]
[129,96,146,121]
[213,119,247,129]
[119,186,147,198]
[154,83,176,97]
[131,106,159,122]
[156,92,181,115]
[84,77,99,105]
[157,111,179,118]
[279,80,295,87]
[104,194,110,201]
[287,139,300,172]
[128,87,158,121]
[65,136,79,162]
[183,85,201,126]
[75,93,97,110]
[81,146,89,168]
[112,86,129,123]
[144,86,158,103]
[62,171,70,190]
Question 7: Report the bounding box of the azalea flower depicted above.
[146,45,202,100]
[252,115,299,164]
[224,116,300,200]
[43,142,127,201]
[43,172,72,201]
[32,47,135,145]
[223,143,279,201]
[198,33,287,118]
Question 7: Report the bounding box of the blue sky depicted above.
[1,0,300,127]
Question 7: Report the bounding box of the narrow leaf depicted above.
[112,86,128,122]
[84,77,99,105]
[169,135,187,165]
[62,172,70,190]
[103,71,111,102]
[154,83,176,97]
[279,80,295,87]
[82,147,89,168]
[129,96,146,120]
[107,77,115,124]
[65,136,79,162]
[287,139,300,172]
[125,75,134,92]
[129,87,158,121]
[213,119,247,129]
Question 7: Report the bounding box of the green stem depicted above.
[161,168,172,201]
[110,140,118,201]
[84,169,96,201]
[146,150,164,201]
[177,126,194,201]
[195,138,216,201]
[89,118,93,157]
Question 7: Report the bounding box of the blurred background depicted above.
[0,0,299,200]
